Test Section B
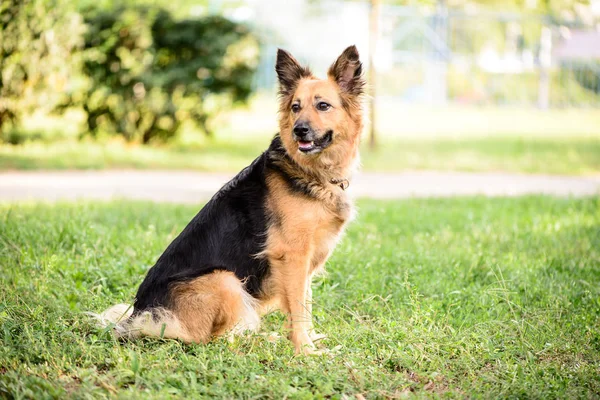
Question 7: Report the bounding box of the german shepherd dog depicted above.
[98,46,365,355]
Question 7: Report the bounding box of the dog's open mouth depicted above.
[298,141,315,152]
[297,131,333,154]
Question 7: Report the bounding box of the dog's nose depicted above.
[293,122,311,138]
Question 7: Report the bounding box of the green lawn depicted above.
[1,137,599,175]
[1,197,599,398]
[2,99,599,175]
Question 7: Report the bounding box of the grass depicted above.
[1,97,599,175]
[362,137,600,175]
[1,197,599,398]
[0,140,265,173]
[1,137,599,176]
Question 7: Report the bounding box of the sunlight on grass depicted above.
[1,94,599,174]
[1,197,598,397]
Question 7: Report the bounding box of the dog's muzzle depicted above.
[293,122,333,154]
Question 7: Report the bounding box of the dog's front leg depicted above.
[286,279,316,355]
[306,283,314,333]
[277,257,316,355]
[306,283,327,343]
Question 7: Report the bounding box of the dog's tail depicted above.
[90,303,191,341]
[89,303,135,337]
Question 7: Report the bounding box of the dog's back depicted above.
[134,154,270,312]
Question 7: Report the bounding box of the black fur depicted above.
[265,136,316,198]
[133,135,298,314]
[275,49,312,97]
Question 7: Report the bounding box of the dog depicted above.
[97,45,365,355]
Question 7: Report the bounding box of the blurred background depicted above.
[1,0,599,175]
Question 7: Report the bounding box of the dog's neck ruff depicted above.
[267,135,352,195]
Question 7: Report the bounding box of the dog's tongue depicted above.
[298,141,313,150]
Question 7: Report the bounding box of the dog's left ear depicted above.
[276,49,312,96]
[328,45,365,96]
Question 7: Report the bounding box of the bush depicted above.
[571,62,600,96]
[0,0,83,135]
[76,7,259,143]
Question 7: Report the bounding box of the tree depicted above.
[0,0,83,135]
[74,6,259,143]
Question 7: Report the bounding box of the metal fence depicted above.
[246,1,600,108]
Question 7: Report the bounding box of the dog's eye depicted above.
[291,104,301,113]
[316,102,331,111]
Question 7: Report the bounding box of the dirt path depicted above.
[1,170,598,203]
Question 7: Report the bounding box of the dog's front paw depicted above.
[309,332,327,343]
[296,344,342,356]
[295,343,323,356]
[261,331,283,343]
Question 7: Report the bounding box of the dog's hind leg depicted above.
[169,270,260,344]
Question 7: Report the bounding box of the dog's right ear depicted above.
[276,49,312,96]
[328,45,364,97]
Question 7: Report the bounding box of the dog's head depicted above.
[275,46,365,175]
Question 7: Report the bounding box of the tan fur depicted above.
[261,48,363,354]
[95,272,259,344]
[170,270,260,343]
[95,47,363,355]
[278,78,363,186]
[257,171,353,354]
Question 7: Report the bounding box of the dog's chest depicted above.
[306,193,351,262]
[264,174,353,266]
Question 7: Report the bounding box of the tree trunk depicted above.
[368,0,381,150]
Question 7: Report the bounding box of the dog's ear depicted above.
[328,45,364,96]
[276,49,311,96]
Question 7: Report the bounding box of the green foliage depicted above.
[1,197,599,397]
[76,6,258,143]
[0,1,258,143]
[570,62,600,96]
[0,0,83,134]
[76,0,209,19]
